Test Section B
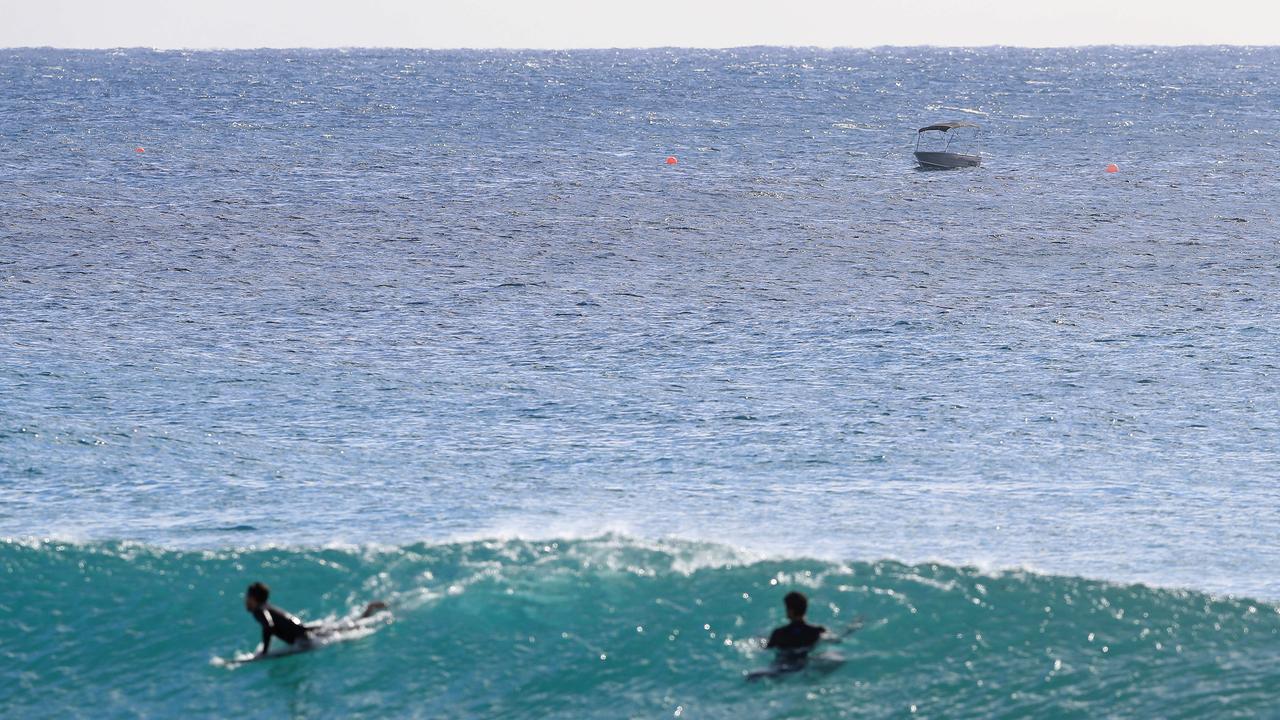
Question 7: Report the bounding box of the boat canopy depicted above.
[917,122,980,133]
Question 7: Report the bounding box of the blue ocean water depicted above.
[2,47,1279,717]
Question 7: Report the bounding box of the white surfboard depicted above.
[213,604,392,668]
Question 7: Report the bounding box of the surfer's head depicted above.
[784,591,808,621]
[245,582,270,611]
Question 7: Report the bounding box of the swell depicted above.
[3,536,1277,719]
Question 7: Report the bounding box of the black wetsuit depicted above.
[250,603,309,654]
[766,620,826,658]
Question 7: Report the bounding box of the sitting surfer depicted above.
[765,591,828,664]
[245,581,387,657]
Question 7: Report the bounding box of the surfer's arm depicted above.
[254,608,274,656]
[824,616,865,643]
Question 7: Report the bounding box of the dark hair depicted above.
[784,591,807,616]
[247,582,270,602]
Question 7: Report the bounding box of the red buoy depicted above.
[135,147,145,153]
[1105,163,1118,173]
[665,156,677,165]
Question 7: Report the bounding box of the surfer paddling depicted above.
[245,582,387,658]
[766,591,828,656]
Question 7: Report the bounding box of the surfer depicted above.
[245,582,388,657]
[245,582,311,657]
[746,590,842,681]
[766,591,827,656]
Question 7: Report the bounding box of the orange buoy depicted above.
[1105,163,1118,173]
[665,156,677,165]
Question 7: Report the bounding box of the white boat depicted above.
[914,122,982,169]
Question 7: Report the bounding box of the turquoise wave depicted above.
[3,536,1277,718]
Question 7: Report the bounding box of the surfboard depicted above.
[745,661,804,681]
[213,603,392,668]
[213,644,311,667]
[746,651,847,682]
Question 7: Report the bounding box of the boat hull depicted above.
[914,151,981,169]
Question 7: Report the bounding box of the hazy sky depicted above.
[2,0,1278,49]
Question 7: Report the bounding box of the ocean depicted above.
[1,46,1278,717]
